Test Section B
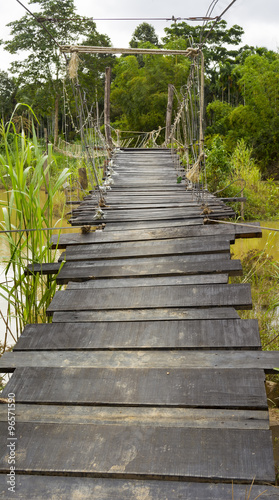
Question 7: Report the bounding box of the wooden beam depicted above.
[60,45,200,57]
[104,67,112,149]
[165,84,174,144]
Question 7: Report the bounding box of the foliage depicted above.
[0,72,18,122]
[2,0,113,143]
[0,104,70,347]
[130,23,159,48]
[111,53,191,132]
[204,135,231,193]
[206,101,233,136]
[231,247,279,352]
[162,20,243,65]
[232,54,279,169]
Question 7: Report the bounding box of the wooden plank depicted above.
[74,201,230,210]
[61,237,232,261]
[70,208,234,223]
[100,219,203,230]
[56,259,241,284]
[1,350,279,371]
[0,476,277,500]
[52,307,240,322]
[24,263,62,275]
[220,197,247,202]
[1,367,267,409]
[0,421,274,482]
[13,319,261,351]
[65,274,230,288]
[46,284,252,313]
[0,404,269,429]
[58,252,232,268]
[50,223,261,248]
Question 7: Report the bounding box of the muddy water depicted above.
[0,189,79,346]
[233,221,279,261]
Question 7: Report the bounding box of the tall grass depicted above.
[0,105,70,349]
[231,242,279,351]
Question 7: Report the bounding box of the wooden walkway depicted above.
[0,149,279,498]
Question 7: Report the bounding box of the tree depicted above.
[78,31,115,120]
[111,53,190,132]
[230,53,279,170]
[2,0,111,143]
[163,20,244,103]
[0,71,18,122]
[130,23,159,48]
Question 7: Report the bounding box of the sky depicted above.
[0,0,279,73]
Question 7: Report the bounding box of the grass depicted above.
[0,105,70,349]
[231,246,279,351]
[201,137,279,220]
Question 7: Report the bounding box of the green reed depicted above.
[0,105,70,349]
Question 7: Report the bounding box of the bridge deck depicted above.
[0,149,278,498]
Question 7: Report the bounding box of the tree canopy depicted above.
[2,0,113,143]
[130,23,159,48]
[1,11,279,176]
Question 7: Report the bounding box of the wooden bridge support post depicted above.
[104,67,113,150]
[241,180,245,219]
[165,84,174,145]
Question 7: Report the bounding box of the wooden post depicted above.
[78,167,88,191]
[241,180,245,220]
[54,95,59,147]
[104,67,113,150]
[199,51,205,156]
[43,128,49,194]
[165,84,174,145]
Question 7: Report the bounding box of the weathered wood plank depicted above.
[0,404,269,429]
[0,475,277,500]
[70,208,235,224]
[1,367,267,409]
[13,319,261,351]
[24,263,62,276]
[59,252,231,267]
[66,274,229,288]
[1,350,279,372]
[47,284,252,313]
[60,236,232,262]
[50,222,261,248]
[56,259,241,284]
[52,307,240,322]
[100,219,203,230]
[0,422,274,482]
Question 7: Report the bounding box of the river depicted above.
[233,221,279,261]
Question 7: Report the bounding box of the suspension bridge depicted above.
[0,146,278,498]
[0,21,279,498]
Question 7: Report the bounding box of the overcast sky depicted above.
[1,0,279,73]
